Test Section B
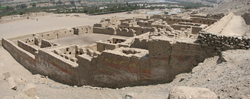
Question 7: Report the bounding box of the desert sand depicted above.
[0,12,146,39]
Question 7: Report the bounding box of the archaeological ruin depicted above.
[1,12,249,88]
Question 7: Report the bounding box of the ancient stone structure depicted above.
[1,13,248,88]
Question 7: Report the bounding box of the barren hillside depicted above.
[201,0,250,15]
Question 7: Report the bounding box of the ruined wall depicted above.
[57,29,75,38]
[36,49,79,86]
[96,41,119,52]
[130,38,149,50]
[192,26,203,34]
[18,40,38,55]
[166,18,193,25]
[148,37,217,83]
[7,34,35,45]
[2,38,37,73]
[116,28,136,37]
[171,24,191,30]
[134,27,154,35]
[77,54,93,84]
[40,39,56,48]
[89,48,150,88]
[198,31,250,50]
[191,17,217,26]
[36,30,58,40]
[73,26,93,35]
[93,27,116,35]
[137,21,152,27]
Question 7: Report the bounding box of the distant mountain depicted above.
[165,0,232,5]
[201,0,250,15]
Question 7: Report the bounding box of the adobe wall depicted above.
[18,40,38,55]
[77,54,93,84]
[148,37,218,83]
[3,38,82,86]
[2,38,37,73]
[40,39,57,48]
[116,28,136,37]
[165,18,193,25]
[93,27,116,35]
[191,17,217,26]
[130,37,149,50]
[56,29,75,39]
[96,41,119,52]
[36,29,65,40]
[171,24,191,30]
[73,26,93,35]
[89,48,150,88]
[137,21,152,27]
[198,31,250,50]
[36,49,80,86]
[192,26,203,34]
[7,34,35,45]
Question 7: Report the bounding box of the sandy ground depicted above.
[51,34,130,46]
[0,13,145,39]
[51,34,113,46]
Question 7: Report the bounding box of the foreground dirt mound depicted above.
[168,86,218,99]
[171,50,250,99]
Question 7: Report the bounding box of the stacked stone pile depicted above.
[198,31,250,50]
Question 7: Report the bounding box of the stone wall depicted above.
[198,31,250,50]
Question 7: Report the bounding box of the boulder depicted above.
[168,86,218,99]
[6,77,17,90]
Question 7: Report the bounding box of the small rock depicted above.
[125,95,132,99]
[22,83,37,97]
[6,77,17,90]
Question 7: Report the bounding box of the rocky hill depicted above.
[201,0,250,15]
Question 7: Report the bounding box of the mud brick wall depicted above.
[18,40,38,55]
[148,38,217,83]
